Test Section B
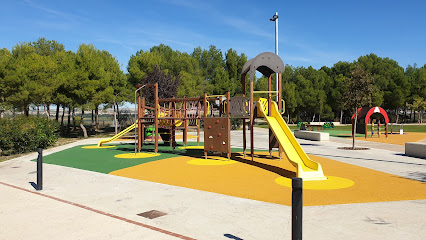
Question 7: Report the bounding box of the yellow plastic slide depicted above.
[257,99,326,180]
[97,123,137,147]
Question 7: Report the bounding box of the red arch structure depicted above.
[351,107,389,138]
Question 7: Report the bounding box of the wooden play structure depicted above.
[351,106,389,138]
[100,52,326,180]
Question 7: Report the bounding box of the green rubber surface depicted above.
[32,142,248,174]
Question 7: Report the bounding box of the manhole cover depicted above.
[137,210,167,219]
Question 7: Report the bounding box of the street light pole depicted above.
[270,12,279,102]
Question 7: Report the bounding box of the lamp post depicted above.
[270,12,279,102]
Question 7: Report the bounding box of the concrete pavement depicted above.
[1,129,425,240]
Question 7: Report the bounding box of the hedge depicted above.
[0,116,60,156]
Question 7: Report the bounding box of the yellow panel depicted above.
[114,152,160,159]
[178,146,204,150]
[98,123,136,147]
[82,145,115,149]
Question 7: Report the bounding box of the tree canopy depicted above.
[0,39,424,125]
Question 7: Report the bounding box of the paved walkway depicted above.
[1,130,425,240]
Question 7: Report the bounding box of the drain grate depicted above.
[137,210,167,219]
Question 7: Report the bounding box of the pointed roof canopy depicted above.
[351,107,389,124]
[241,52,285,82]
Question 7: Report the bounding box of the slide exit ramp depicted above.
[257,99,326,181]
[97,123,137,147]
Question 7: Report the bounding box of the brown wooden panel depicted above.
[204,117,230,153]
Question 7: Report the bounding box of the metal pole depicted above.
[36,148,43,191]
[292,177,302,240]
[275,12,279,102]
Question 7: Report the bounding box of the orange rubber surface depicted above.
[354,132,426,145]
[110,152,426,206]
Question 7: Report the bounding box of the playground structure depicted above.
[351,106,389,138]
[98,52,326,181]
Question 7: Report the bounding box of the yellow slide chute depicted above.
[98,107,186,147]
[97,123,137,147]
[257,99,326,181]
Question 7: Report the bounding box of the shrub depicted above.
[231,118,243,130]
[0,116,60,156]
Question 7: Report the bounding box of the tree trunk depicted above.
[352,108,357,149]
[340,109,343,124]
[414,111,417,123]
[0,109,4,118]
[37,106,40,116]
[67,106,71,135]
[45,104,50,119]
[395,108,399,124]
[24,105,29,117]
[95,107,99,129]
[80,109,88,138]
[72,107,76,129]
[403,107,407,123]
[113,102,118,134]
[117,103,121,131]
[60,105,65,126]
[56,104,60,121]
[91,110,94,126]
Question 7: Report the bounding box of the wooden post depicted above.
[154,83,159,153]
[242,73,247,158]
[268,75,272,157]
[203,93,207,118]
[183,97,187,146]
[385,123,388,138]
[171,97,176,149]
[137,92,142,152]
[226,92,230,117]
[197,100,201,145]
[268,75,272,117]
[278,73,283,160]
[227,91,231,160]
[250,80,254,160]
[278,73,282,111]
[219,96,223,117]
[141,97,145,148]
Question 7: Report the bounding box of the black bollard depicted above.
[36,148,43,190]
[292,177,302,240]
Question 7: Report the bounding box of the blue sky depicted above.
[1,0,425,71]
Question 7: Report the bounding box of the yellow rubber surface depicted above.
[177,146,204,150]
[275,176,354,190]
[109,151,426,206]
[187,157,237,165]
[114,153,160,159]
[354,132,426,145]
[82,145,116,149]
